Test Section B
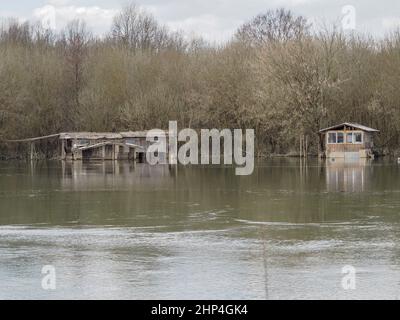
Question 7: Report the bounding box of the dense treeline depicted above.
[1,4,400,158]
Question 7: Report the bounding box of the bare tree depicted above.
[59,20,91,128]
[236,8,310,46]
[0,19,31,45]
[111,3,186,52]
[112,4,164,51]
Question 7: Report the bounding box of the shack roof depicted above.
[319,123,379,133]
[120,131,163,138]
[59,132,122,140]
[59,131,168,140]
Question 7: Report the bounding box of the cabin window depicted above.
[327,131,363,144]
[354,132,362,143]
[328,132,337,144]
[346,132,363,144]
[337,132,344,144]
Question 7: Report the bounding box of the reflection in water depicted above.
[1,159,400,299]
[325,158,371,192]
[60,160,176,190]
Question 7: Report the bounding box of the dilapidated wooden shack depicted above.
[4,131,167,161]
[60,131,164,161]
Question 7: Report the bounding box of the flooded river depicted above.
[1,159,400,299]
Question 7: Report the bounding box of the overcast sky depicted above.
[1,0,400,42]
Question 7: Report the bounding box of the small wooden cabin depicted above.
[319,123,379,159]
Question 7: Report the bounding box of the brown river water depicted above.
[1,158,400,299]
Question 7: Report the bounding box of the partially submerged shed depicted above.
[2,130,169,161]
[60,131,161,161]
[319,123,379,159]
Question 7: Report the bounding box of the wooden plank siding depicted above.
[327,144,364,153]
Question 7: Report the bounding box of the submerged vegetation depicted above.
[1,4,400,158]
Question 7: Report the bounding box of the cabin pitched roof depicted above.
[319,123,379,133]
